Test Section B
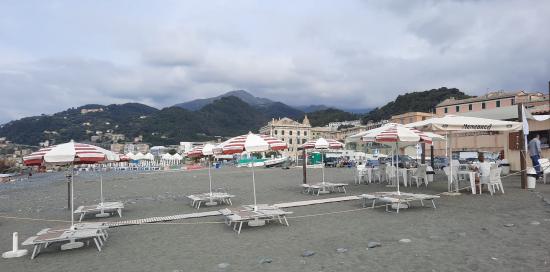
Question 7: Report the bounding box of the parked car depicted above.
[324,157,338,167]
[433,157,449,169]
[380,155,418,168]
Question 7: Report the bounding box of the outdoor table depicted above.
[187,192,235,209]
[458,170,478,194]
[360,192,440,213]
[219,205,292,234]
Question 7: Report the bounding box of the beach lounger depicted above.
[360,192,439,213]
[220,206,292,234]
[22,228,107,259]
[187,193,234,209]
[74,202,124,221]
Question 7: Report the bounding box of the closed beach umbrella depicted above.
[216,132,287,211]
[23,141,109,230]
[361,123,436,194]
[301,138,344,185]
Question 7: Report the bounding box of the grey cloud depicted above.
[1,0,549,124]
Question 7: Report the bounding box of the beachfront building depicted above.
[430,90,550,171]
[390,112,433,125]
[259,116,312,157]
[435,91,547,115]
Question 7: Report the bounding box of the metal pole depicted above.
[430,145,435,170]
[71,165,74,228]
[396,143,400,194]
[421,143,426,164]
[302,148,307,184]
[208,156,213,196]
[518,103,528,189]
[67,174,71,210]
[251,157,257,211]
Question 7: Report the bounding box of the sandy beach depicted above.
[1,166,549,272]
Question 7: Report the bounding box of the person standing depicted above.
[528,134,542,179]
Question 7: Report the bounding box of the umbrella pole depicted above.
[70,165,74,228]
[251,157,257,211]
[100,170,104,205]
[396,143,400,195]
[322,152,325,184]
[208,156,213,196]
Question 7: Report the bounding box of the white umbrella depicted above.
[23,141,109,249]
[406,115,522,193]
[187,144,218,205]
[301,138,344,187]
[216,132,287,211]
[361,123,435,194]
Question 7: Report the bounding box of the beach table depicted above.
[74,201,124,221]
[187,192,234,209]
[219,205,292,235]
[458,170,478,194]
[360,192,440,213]
[22,227,107,259]
[302,182,348,195]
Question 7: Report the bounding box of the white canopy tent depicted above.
[406,115,522,193]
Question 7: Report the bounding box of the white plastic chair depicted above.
[538,158,550,184]
[443,166,458,192]
[411,165,428,187]
[355,165,366,184]
[487,167,504,195]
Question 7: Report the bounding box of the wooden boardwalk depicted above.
[108,195,360,227]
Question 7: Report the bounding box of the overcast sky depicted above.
[1,0,549,124]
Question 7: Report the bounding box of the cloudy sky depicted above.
[1,0,549,124]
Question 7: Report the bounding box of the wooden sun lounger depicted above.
[74,202,124,221]
[360,192,440,213]
[220,206,293,234]
[22,228,107,259]
[187,193,235,209]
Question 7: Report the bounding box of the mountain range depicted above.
[0,88,471,146]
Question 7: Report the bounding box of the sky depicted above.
[1,0,549,124]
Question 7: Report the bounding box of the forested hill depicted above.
[362,87,472,122]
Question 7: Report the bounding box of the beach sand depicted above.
[1,167,549,271]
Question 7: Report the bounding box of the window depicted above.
[289,138,292,144]
[511,98,515,105]
[302,139,306,144]
[455,105,460,112]
[496,100,501,107]
[281,130,285,136]
[468,104,473,111]
[481,102,486,109]
[297,131,300,136]
[274,130,277,135]
[444,107,448,113]
[304,131,308,136]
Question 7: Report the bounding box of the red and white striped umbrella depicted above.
[215,132,287,211]
[362,123,433,145]
[301,138,344,150]
[23,141,108,166]
[22,141,111,230]
[186,143,216,158]
[215,132,287,155]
